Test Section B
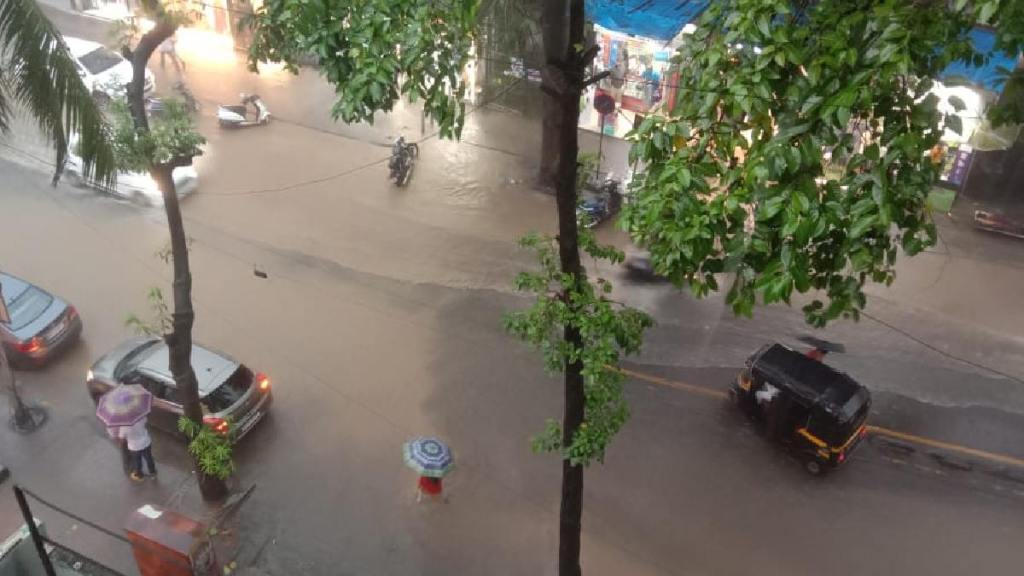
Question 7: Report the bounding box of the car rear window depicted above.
[5,287,52,331]
[201,366,253,414]
[79,47,122,75]
[114,340,161,379]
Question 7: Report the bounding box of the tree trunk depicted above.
[152,166,227,501]
[539,0,569,190]
[552,2,587,575]
[126,20,173,131]
[128,16,227,502]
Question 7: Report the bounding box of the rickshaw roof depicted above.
[751,344,869,418]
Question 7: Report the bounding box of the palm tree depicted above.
[0,0,115,185]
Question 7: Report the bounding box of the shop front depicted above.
[580,0,708,139]
[578,24,685,139]
[929,28,1021,210]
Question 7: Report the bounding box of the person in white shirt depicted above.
[119,417,157,481]
[159,33,185,75]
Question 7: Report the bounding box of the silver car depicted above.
[64,36,154,100]
[86,337,273,440]
[64,141,199,206]
[0,271,83,368]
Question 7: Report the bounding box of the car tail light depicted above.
[838,452,846,464]
[66,306,78,319]
[17,338,43,354]
[256,372,271,392]
[203,416,229,435]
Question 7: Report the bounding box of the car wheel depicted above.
[804,458,825,476]
[131,191,153,207]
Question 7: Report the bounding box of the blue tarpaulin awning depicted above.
[587,0,709,42]
[941,28,1019,93]
[589,3,1018,94]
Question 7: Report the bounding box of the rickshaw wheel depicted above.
[804,459,825,476]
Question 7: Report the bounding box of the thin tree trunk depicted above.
[126,21,172,131]
[127,13,227,501]
[539,0,569,190]
[553,1,586,575]
[152,166,227,502]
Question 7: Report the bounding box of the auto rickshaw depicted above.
[729,343,871,475]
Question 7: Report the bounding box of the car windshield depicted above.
[201,365,253,414]
[79,47,122,75]
[4,286,52,331]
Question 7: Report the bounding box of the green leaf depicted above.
[760,196,786,219]
[849,214,877,239]
[945,114,963,135]
[978,1,997,24]
[678,167,692,188]
[757,14,771,37]
[836,107,851,127]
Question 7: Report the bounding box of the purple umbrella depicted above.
[96,384,152,427]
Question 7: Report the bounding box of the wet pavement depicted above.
[1,5,1023,575]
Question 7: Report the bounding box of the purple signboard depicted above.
[945,147,974,188]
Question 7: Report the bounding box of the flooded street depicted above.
[2,5,1024,576]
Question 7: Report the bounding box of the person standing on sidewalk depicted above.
[159,33,185,75]
[119,417,157,481]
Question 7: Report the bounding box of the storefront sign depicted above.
[946,146,974,188]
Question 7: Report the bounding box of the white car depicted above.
[64,145,199,206]
[64,36,154,100]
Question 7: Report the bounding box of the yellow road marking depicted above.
[618,367,728,399]
[866,425,1024,469]
[618,367,1024,470]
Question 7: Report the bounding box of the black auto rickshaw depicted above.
[730,343,871,475]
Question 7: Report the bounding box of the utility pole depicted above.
[0,281,47,433]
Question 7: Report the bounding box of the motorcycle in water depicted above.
[145,81,200,118]
[576,174,623,228]
[217,93,271,128]
[388,136,419,186]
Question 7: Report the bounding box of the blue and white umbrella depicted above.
[403,436,454,478]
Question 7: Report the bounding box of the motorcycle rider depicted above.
[390,136,409,179]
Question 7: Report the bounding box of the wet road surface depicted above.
[1,6,1023,574]
[1,156,1022,575]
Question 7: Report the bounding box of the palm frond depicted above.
[0,65,12,133]
[0,0,116,186]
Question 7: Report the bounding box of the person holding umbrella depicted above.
[797,335,846,362]
[96,384,156,481]
[403,436,454,502]
[120,416,156,481]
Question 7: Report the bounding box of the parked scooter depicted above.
[389,136,419,186]
[145,81,200,118]
[217,94,271,128]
